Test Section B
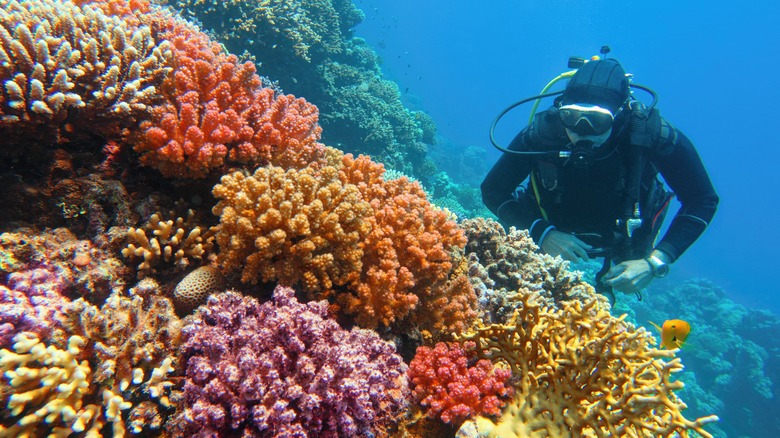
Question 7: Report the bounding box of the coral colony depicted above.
[0,0,720,436]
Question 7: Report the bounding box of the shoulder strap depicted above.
[628,101,662,149]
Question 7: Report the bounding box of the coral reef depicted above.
[175,286,410,437]
[455,290,719,437]
[0,1,724,437]
[172,0,438,181]
[408,342,512,425]
[122,210,216,278]
[212,163,372,291]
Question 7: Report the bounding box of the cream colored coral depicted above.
[456,291,720,437]
[122,209,216,278]
[32,292,182,436]
[0,333,109,437]
[212,164,372,291]
[0,0,172,125]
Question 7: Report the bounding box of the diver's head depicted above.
[559,59,629,157]
[562,58,630,114]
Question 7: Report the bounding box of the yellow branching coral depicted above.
[122,209,216,278]
[0,281,181,436]
[455,291,719,437]
[0,331,178,437]
[212,163,373,292]
[0,333,116,437]
[0,0,172,140]
[61,292,181,387]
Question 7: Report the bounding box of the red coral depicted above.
[409,342,512,424]
[135,25,323,178]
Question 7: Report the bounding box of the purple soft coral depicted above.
[0,268,70,348]
[176,286,410,437]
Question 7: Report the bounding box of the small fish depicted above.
[649,319,691,349]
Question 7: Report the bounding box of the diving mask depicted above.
[559,104,614,135]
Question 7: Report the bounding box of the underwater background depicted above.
[355,1,780,436]
[0,0,777,436]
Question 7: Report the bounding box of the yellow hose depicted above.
[528,70,577,123]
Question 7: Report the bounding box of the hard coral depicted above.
[212,164,372,292]
[0,330,178,437]
[0,267,70,348]
[0,227,129,304]
[53,291,183,436]
[0,334,103,437]
[121,210,216,279]
[456,290,720,437]
[176,286,410,437]
[172,265,225,313]
[462,218,591,323]
[408,342,512,425]
[0,0,172,148]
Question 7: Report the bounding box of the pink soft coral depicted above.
[176,285,410,437]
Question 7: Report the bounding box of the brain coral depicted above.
[172,265,225,313]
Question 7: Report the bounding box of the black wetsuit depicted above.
[481,108,719,263]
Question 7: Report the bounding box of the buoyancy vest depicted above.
[525,102,674,261]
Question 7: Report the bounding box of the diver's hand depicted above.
[602,259,654,293]
[540,230,592,262]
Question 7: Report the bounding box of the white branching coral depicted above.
[0,0,171,136]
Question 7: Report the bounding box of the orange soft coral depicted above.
[134,23,323,178]
[336,154,469,329]
[211,164,372,292]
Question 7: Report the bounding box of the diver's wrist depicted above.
[646,251,671,278]
[650,249,673,265]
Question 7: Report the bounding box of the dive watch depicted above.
[645,254,670,278]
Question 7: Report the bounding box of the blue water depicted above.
[354,0,780,316]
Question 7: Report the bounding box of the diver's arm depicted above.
[481,128,544,234]
[651,124,719,262]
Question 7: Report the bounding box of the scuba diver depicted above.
[481,50,719,303]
